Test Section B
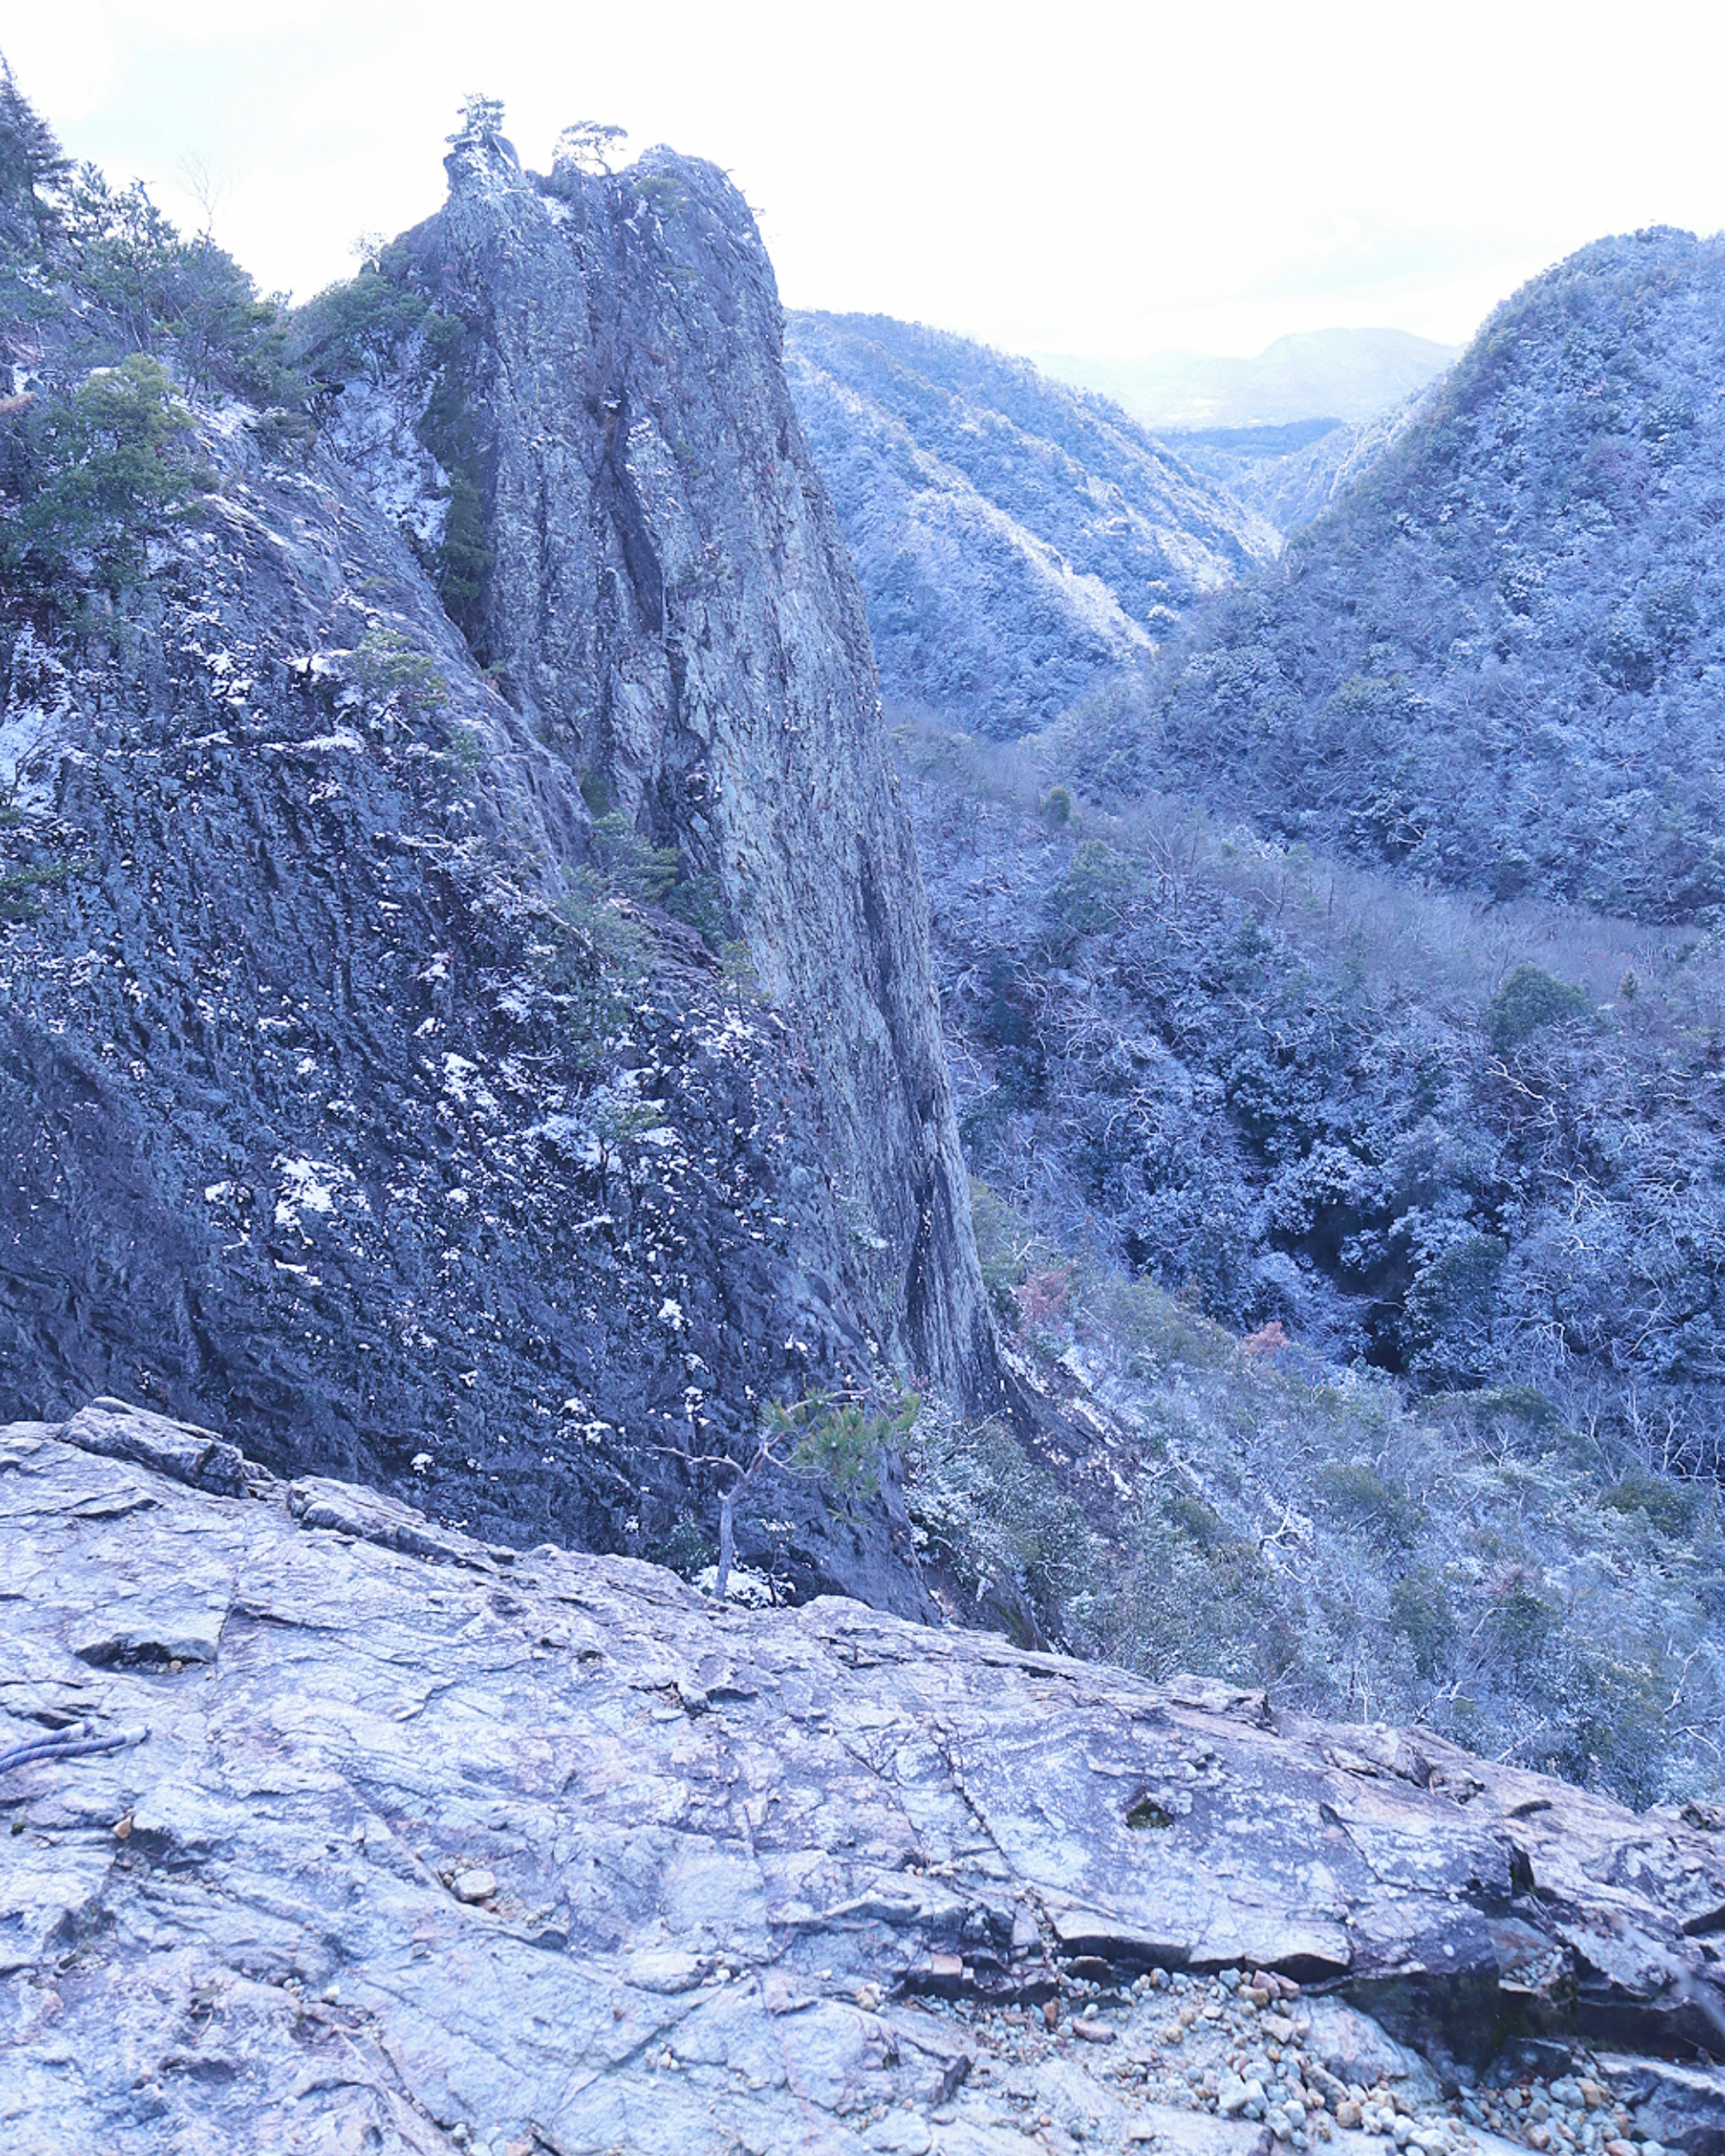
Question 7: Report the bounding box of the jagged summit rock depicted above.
[786,311,1275,736]
[4,1404,1724,2152]
[318,120,997,1414]
[0,84,1000,1591]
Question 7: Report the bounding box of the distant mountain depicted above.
[1084,228,1725,922]
[1169,393,1432,535]
[785,312,1275,736]
[1034,327,1462,430]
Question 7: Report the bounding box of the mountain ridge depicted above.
[1034,327,1462,430]
[785,309,1274,734]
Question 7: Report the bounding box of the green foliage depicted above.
[537,882,652,1047]
[292,255,428,390]
[1041,784,1073,826]
[449,95,507,144]
[901,1407,1097,1643]
[1604,1471,1697,1536]
[0,60,70,249]
[354,627,446,714]
[4,353,199,602]
[1125,1794,1174,1830]
[416,314,492,635]
[1402,1234,1508,1387]
[1388,1565,1457,1678]
[1163,1484,1225,1549]
[650,1510,715,1580]
[0,852,93,925]
[60,165,305,409]
[1318,1459,1422,1548]
[1487,962,1592,1053]
[554,121,628,177]
[632,174,686,219]
[1050,838,1133,934]
[763,1388,920,1502]
[719,938,760,1008]
[938,1173,1725,1807]
[587,812,727,943]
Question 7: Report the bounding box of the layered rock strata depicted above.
[350,125,993,1403]
[2,117,999,1580]
[3,1403,1723,2154]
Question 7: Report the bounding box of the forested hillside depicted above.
[786,311,1273,734]
[1088,229,1725,924]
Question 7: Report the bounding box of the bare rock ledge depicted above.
[3,1402,1723,2155]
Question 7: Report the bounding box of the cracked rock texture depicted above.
[0,119,999,1584]
[361,129,994,1404]
[4,1405,1724,2155]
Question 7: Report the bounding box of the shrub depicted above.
[1050,838,1133,934]
[3,353,199,603]
[1318,1459,1422,1549]
[1487,963,1592,1052]
[1388,1565,1457,1678]
[354,627,446,714]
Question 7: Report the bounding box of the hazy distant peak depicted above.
[1032,326,1463,430]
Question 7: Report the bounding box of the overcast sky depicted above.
[8,0,1725,361]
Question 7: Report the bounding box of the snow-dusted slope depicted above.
[787,312,1275,737]
[1092,228,1725,921]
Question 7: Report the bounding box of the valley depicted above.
[2,54,1725,2156]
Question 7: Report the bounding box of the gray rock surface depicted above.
[0,106,1000,1585]
[4,1407,1723,2153]
[351,130,994,1405]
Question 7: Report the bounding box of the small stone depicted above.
[451,1867,498,1903]
[1336,2103,1362,2130]
[1579,2085,1606,2112]
[1075,2020,1115,2044]
[1044,1999,1060,2031]
[1530,2129,1552,2152]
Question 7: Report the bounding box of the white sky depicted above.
[8,0,1725,361]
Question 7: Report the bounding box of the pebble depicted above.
[451,1867,497,1904]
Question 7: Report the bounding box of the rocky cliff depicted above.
[350,133,993,1402]
[0,85,995,1596]
[785,314,1274,735]
[4,1402,1725,2155]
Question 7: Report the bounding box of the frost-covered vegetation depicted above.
[902,1201,1725,1810]
[908,721,1725,1477]
[1087,229,1725,923]
[0,62,307,625]
[785,312,1273,735]
[898,716,1725,1802]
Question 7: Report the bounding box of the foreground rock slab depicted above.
[2,1407,1723,2155]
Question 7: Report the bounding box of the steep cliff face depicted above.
[325,125,993,1405]
[0,87,995,1597]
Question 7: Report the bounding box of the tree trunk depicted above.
[715,1484,736,1604]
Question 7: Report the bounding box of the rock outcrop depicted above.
[340,126,994,1404]
[4,1405,1724,2154]
[0,95,999,1589]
